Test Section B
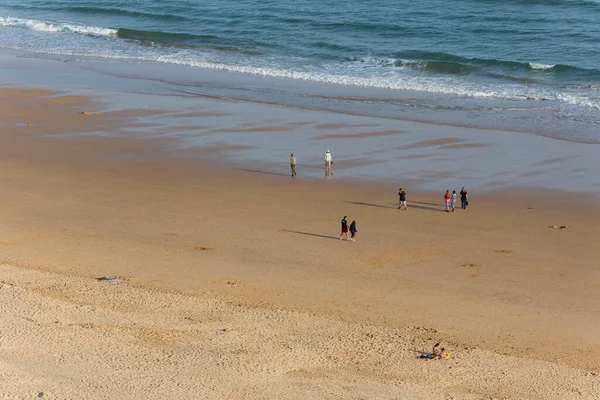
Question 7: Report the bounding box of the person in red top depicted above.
[444,190,451,212]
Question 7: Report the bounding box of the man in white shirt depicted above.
[324,150,332,172]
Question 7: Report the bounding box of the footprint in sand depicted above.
[459,262,482,278]
[493,249,513,254]
[0,281,15,289]
[191,246,212,251]
[218,279,240,287]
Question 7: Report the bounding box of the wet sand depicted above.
[0,88,599,399]
[2,49,600,192]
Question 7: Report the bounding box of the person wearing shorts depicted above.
[398,188,407,210]
[340,216,349,240]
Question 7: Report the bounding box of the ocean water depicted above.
[1,0,599,142]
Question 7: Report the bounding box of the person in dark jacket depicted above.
[349,220,358,242]
[460,187,468,209]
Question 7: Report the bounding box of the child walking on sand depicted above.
[451,190,457,212]
[444,190,451,212]
[350,220,357,242]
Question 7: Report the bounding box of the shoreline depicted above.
[1,48,600,144]
[2,56,599,193]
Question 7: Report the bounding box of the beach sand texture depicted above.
[0,88,599,399]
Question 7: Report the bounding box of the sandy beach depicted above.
[1,87,599,399]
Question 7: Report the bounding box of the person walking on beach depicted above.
[444,190,451,212]
[398,187,407,210]
[340,216,349,240]
[451,190,457,212]
[290,153,297,177]
[325,150,333,173]
[460,187,468,209]
[350,220,358,242]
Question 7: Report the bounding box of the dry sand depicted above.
[0,88,599,399]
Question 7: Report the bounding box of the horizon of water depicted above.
[0,0,599,142]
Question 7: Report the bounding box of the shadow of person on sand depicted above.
[410,200,441,207]
[234,168,290,177]
[386,202,442,212]
[281,230,338,240]
[345,201,393,209]
[347,200,442,212]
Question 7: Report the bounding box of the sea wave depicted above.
[529,62,556,70]
[393,51,598,76]
[1,4,190,22]
[347,52,600,80]
[0,16,264,53]
[0,16,116,37]
[153,54,600,109]
[62,6,190,22]
[2,15,596,80]
[115,28,265,54]
[0,15,598,110]
[116,28,218,46]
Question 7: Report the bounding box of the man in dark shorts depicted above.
[398,188,407,210]
[340,216,349,240]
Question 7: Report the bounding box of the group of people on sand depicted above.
[443,187,469,212]
[291,151,469,248]
[291,151,454,359]
[339,216,357,242]
[398,187,469,212]
[290,153,470,214]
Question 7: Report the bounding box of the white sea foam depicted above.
[0,16,117,37]
[555,93,600,110]
[0,21,597,111]
[529,62,556,70]
[155,54,563,102]
[397,60,427,68]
